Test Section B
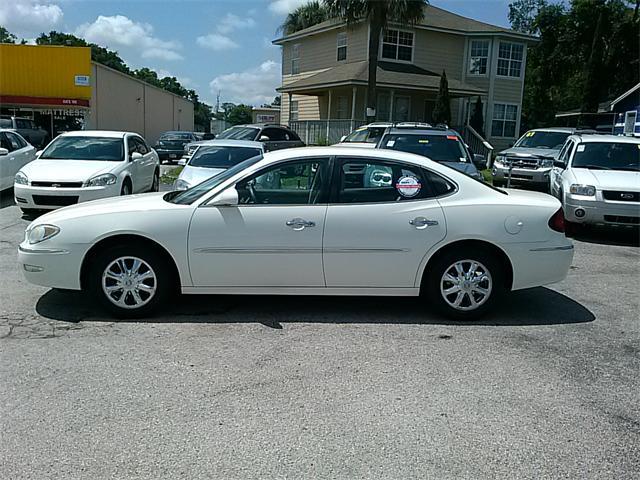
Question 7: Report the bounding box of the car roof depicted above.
[192,139,264,149]
[568,134,640,144]
[383,127,458,136]
[527,127,597,134]
[58,130,129,138]
[161,131,193,134]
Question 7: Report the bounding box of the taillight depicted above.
[548,207,565,233]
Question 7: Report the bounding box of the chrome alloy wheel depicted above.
[440,260,493,311]
[101,256,157,309]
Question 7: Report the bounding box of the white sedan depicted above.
[18,147,574,320]
[0,129,37,191]
[14,130,159,213]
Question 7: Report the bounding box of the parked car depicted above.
[491,128,595,190]
[174,140,264,190]
[14,131,160,214]
[216,124,304,151]
[154,131,199,163]
[337,122,392,148]
[18,147,573,320]
[0,129,37,191]
[376,125,486,180]
[0,116,48,148]
[549,134,639,228]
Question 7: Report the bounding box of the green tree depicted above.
[324,0,427,121]
[133,67,161,87]
[226,104,253,125]
[469,96,485,136]
[432,71,451,125]
[0,26,17,43]
[508,0,546,33]
[279,1,330,35]
[581,5,605,113]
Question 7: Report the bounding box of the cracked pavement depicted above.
[1,189,639,479]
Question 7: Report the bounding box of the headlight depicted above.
[26,224,60,244]
[174,179,190,191]
[85,173,117,187]
[540,159,554,168]
[15,171,28,185]
[494,155,506,165]
[569,184,596,196]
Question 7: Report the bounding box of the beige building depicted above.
[273,5,536,149]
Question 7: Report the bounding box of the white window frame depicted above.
[337,32,347,62]
[291,43,300,75]
[289,100,299,122]
[496,42,524,79]
[379,28,414,64]
[468,39,490,76]
[491,102,519,138]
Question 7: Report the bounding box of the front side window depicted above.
[381,133,470,163]
[291,43,300,74]
[216,126,260,141]
[40,136,125,161]
[571,142,640,171]
[134,137,149,154]
[497,42,524,77]
[236,159,328,205]
[189,146,262,169]
[381,29,413,62]
[289,100,299,122]
[337,32,347,61]
[1,132,19,151]
[491,104,518,137]
[469,40,489,75]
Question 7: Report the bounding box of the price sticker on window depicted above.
[396,175,422,198]
[577,145,586,152]
[386,140,395,147]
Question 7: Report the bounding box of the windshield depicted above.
[160,133,191,141]
[572,142,640,171]
[381,134,470,163]
[216,126,260,141]
[343,127,387,144]
[515,131,570,150]
[165,155,262,205]
[40,136,124,161]
[189,146,263,168]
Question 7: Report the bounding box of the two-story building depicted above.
[273,5,536,150]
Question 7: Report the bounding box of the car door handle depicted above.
[409,217,439,229]
[286,218,315,230]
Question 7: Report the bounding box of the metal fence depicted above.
[289,120,366,145]
[458,124,495,167]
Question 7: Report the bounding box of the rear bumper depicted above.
[501,240,574,291]
[156,149,184,160]
[14,184,120,210]
[564,198,640,226]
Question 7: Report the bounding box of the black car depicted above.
[154,131,199,163]
[216,124,304,151]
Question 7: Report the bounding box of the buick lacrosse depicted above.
[18,147,573,319]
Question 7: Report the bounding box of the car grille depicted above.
[604,215,640,225]
[506,156,539,169]
[31,181,83,188]
[602,190,639,202]
[32,195,79,206]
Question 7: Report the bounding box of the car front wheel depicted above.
[425,249,505,320]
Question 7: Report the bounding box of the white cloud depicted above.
[155,69,195,88]
[77,15,183,61]
[268,0,312,15]
[0,0,63,35]
[196,33,239,51]
[217,13,256,34]
[209,61,281,106]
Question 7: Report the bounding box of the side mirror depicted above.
[553,159,565,169]
[472,154,487,169]
[259,135,270,141]
[208,187,239,206]
[0,148,8,156]
[35,150,43,157]
[130,151,143,161]
[340,135,347,142]
[178,158,187,166]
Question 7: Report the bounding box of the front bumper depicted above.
[14,184,120,210]
[564,196,640,226]
[18,241,88,290]
[492,164,551,187]
[155,148,184,161]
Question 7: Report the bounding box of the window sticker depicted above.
[526,131,535,137]
[418,139,429,144]
[577,145,586,152]
[446,135,458,141]
[460,157,467,163]
[396,175,422,197]
[386,140,395,147]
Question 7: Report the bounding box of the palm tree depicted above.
[279,1,330,35]
[324,0,428,121]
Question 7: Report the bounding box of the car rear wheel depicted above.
[424,249,505,320]
[87,245,171,318]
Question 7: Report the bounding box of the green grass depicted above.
[160,166,183,185]
[481,168,493,184]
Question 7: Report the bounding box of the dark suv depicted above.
[154,131,199,163]
[376,124,487,180]
[216,124,304,151]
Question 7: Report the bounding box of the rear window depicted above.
[381,133,470,163]
[160,133,192,140]
[189,146,262,168]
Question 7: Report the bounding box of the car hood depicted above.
[571,168,640,190]
[499,147,560,159]
[20,159,120,182]
[178,165,226,187]
[440,161,479,176]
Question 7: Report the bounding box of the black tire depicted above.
[121,180,132,196]
[150,169,160,192]
[424,248,506,320]
[87,244,172,318]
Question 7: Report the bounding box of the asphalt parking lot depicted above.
[1,189,639,479]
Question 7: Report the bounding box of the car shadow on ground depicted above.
[0,188,16,209]
[570,226,639,247]
[36,287,595,328]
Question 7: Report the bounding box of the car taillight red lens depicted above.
[548,207,565,233]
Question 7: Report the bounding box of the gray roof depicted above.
[273,5,536,44]
[278,61,485,96]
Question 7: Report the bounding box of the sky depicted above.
[0,0,515,107]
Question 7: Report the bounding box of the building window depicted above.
[491,103,518,137]
[381,29,413,62]
[337,32,347,61]
[289,100,299,121]
[291,44,300,74]
[469,40,489,75]
[336,96,349,118]
[497,42,523,77]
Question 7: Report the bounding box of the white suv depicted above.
[550,134,639,228]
